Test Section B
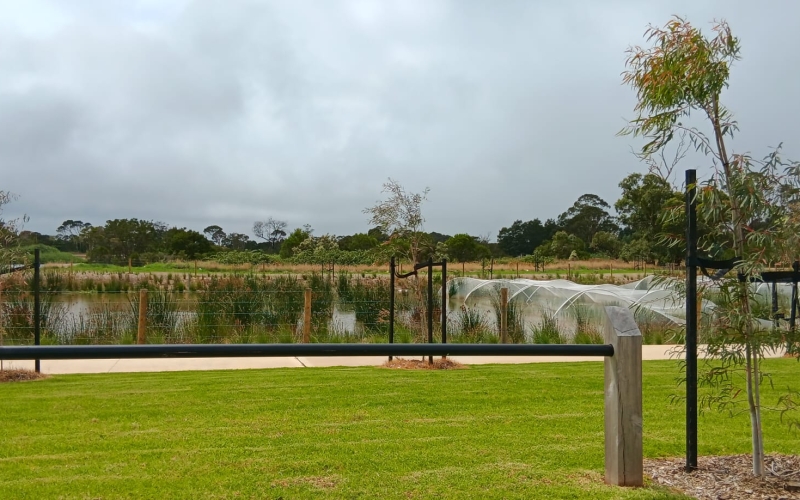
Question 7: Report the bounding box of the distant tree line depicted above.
[14,172,684,266]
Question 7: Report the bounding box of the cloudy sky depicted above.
[1,0,798,240]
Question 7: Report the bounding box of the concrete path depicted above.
[3,345,786,375]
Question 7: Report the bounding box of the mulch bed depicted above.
[0,369,49,383]
[645,454,800,499]
[381,358,466,370]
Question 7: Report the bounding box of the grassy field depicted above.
[2,359,797,499]
[45,258,654,280]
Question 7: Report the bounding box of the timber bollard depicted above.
[500,287,508,344]
[303,288,312,343]
[603,306,643,487]
[137,289,147,345]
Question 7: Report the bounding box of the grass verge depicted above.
[1,360,797,498]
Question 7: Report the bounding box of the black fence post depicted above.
[791,280,797,331]
[685,169,698,472]
[34,248,41,373]
[441,259,447,345]
[427,259,433,364]
[772,281,779,328]
[389,257,395,361]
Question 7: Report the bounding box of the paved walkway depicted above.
[2,345,787,375]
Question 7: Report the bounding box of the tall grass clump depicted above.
[341,278,390,332]
[530,310,566,344]
[267,275,305,330]
[0,274,67,344]
[307,272,334,331]
[570,303,604,344]
[337,272,353,302]
[450,305,495,343]
[63,301,131,345]
[633,307,680,345]
[194,276,264,342]
[489,285,526,343]
[192,275,304,343]
[127,289,182,343]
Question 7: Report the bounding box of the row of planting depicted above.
[0,271,687,346]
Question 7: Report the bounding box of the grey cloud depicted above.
[1,0,798,240]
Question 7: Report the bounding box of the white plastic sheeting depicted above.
[448,276,787,341]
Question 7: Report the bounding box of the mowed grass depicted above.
[1,360,797,499]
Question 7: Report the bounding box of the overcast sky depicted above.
[1,0,798,241]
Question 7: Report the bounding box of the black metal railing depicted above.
[0,343,613,360]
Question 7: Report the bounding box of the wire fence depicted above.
[0,268,468,346]
[2,259,698,349]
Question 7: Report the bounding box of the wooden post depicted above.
[128,257,132,274]
[603,306,643,487]
[500,287,508,344]
[303,288,312,343]
[137,288,148,344]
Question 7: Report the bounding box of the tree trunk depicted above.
[711,99,764,477]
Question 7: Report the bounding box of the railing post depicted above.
[427,259,433,364]
[441,259,447,346]
[603,306,643,487]
[389,257,395,361]
[304,288,312,343]
[500,287,508,344]
[685,168,698,471]
[137,289,148,345]
[34,248,41,373]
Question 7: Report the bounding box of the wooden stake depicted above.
[128,256,132,274]
[303,288,312,343]
[500,287,508,344]
[137,289,147,344]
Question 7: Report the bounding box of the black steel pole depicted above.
[791,283,797,331]
[441,259,447,345]
[427,259,433,364]
[772,281,779,328]
[0,342,614,360]
[791,261,799,331]
[389,257,395,361]
[685,169,698,471]
[34,248,41,373]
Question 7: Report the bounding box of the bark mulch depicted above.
[0,369,48,383]
[645,454,800,499]
[381,358,466,370]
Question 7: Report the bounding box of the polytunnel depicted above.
[445,276,787,342]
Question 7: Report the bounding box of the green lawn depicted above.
[1,360,797,499]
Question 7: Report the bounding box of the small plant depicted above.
[530,311,566,344]
[127,289,181,343]
[489,285,526,343]
[451,305,493,343]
